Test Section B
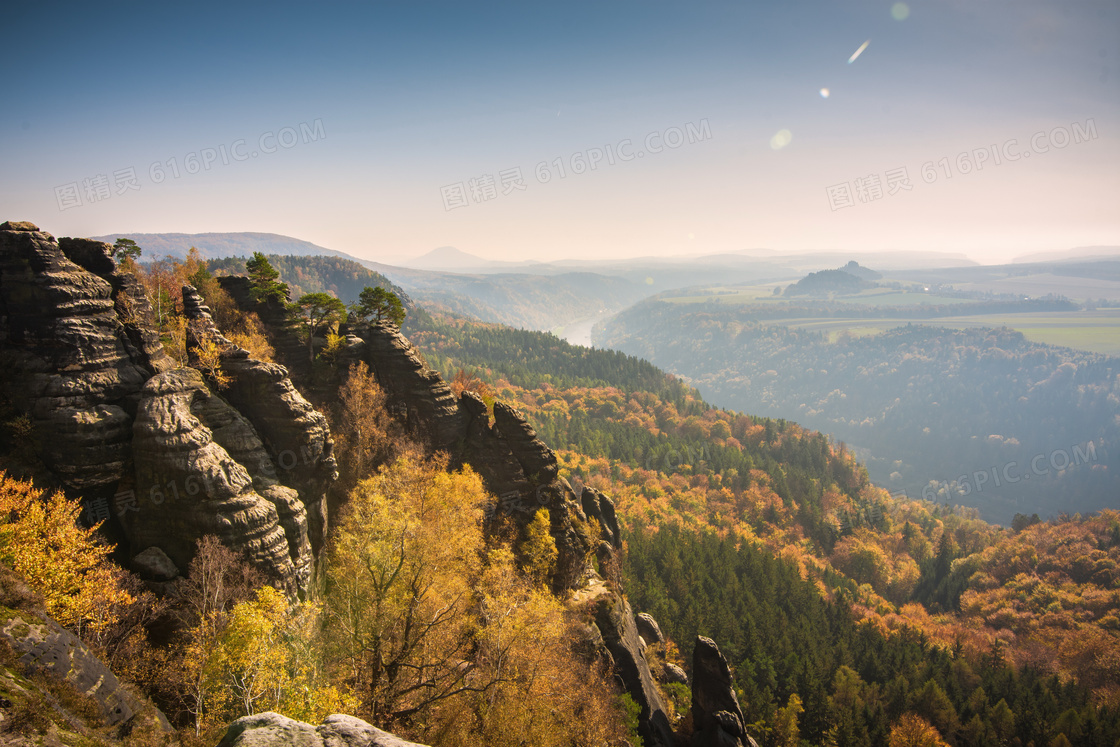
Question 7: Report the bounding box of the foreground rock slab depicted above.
[216,712,429,747]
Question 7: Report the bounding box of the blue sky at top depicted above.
[2,0,1116,262]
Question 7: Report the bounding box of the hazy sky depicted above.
[2,0,1117,264]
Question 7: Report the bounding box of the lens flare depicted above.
[891,3,910,20]
[769,129,793,150]
[819,88,830,98]
[848,40,870,64]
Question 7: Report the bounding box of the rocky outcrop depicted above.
[492,401,558,484]
[0,224,171,490]
[0,612,144,728]
[128,367,313,596]
[593,593,674,747]
[691,636,756,747]
[347,322,594,589]
[353,321,465,451]
[217,712,429,747]
[183,285,337,552]
[581,486,622,550]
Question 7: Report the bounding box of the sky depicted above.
[1,0,1117,265]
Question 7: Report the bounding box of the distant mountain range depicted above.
[99,230,1117,335]
[1012,245,1120,264]
[91,231,359,262]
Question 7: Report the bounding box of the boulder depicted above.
[131,546,180,581]
[216,712,428,747]
[663,662,689,685]
[636,612,665,645]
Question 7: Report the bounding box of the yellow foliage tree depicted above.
[204,586,349,724]
[322,457,627,746]
[519,508,558,587]
[888,713,950,747]
[0,473,132,636]
[439,545,629,747]
[330,362,405,496]
[773,693,804,747]
[322,455,486,728]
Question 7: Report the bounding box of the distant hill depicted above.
[401,245,539,272]
[785,265,876,296]
[91,231,361,262]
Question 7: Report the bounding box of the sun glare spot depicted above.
[770,129,793,151]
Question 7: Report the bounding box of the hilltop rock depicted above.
[691,636,756,747]
[0,220,39,232]
[217,712,428,747]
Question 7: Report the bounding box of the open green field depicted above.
[777,310,1120,355]
[663,285,971,306]
[657,282,1120,355]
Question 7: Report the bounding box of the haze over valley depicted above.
[2,1,1118,746]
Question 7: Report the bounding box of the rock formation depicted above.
[691,636,756,747]
[0,223,172,491]
[183,285,337,553]
[593,593,675,747]
[347,321,596,589]
[0,563,171,735]
[637,612,665,646]
[129,367,314,595]
[0,225,333,597]
[217,712,429,747]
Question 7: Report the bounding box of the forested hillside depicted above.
[206,255,402,305]
[406,312,1120,747]
[595,299,1119,524]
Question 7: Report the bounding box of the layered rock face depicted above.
[183,285,336,553]
[0,223,172,489]
[129,368,313,595]
[0,225,332,596]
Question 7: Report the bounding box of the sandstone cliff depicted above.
[0,223,333,597]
